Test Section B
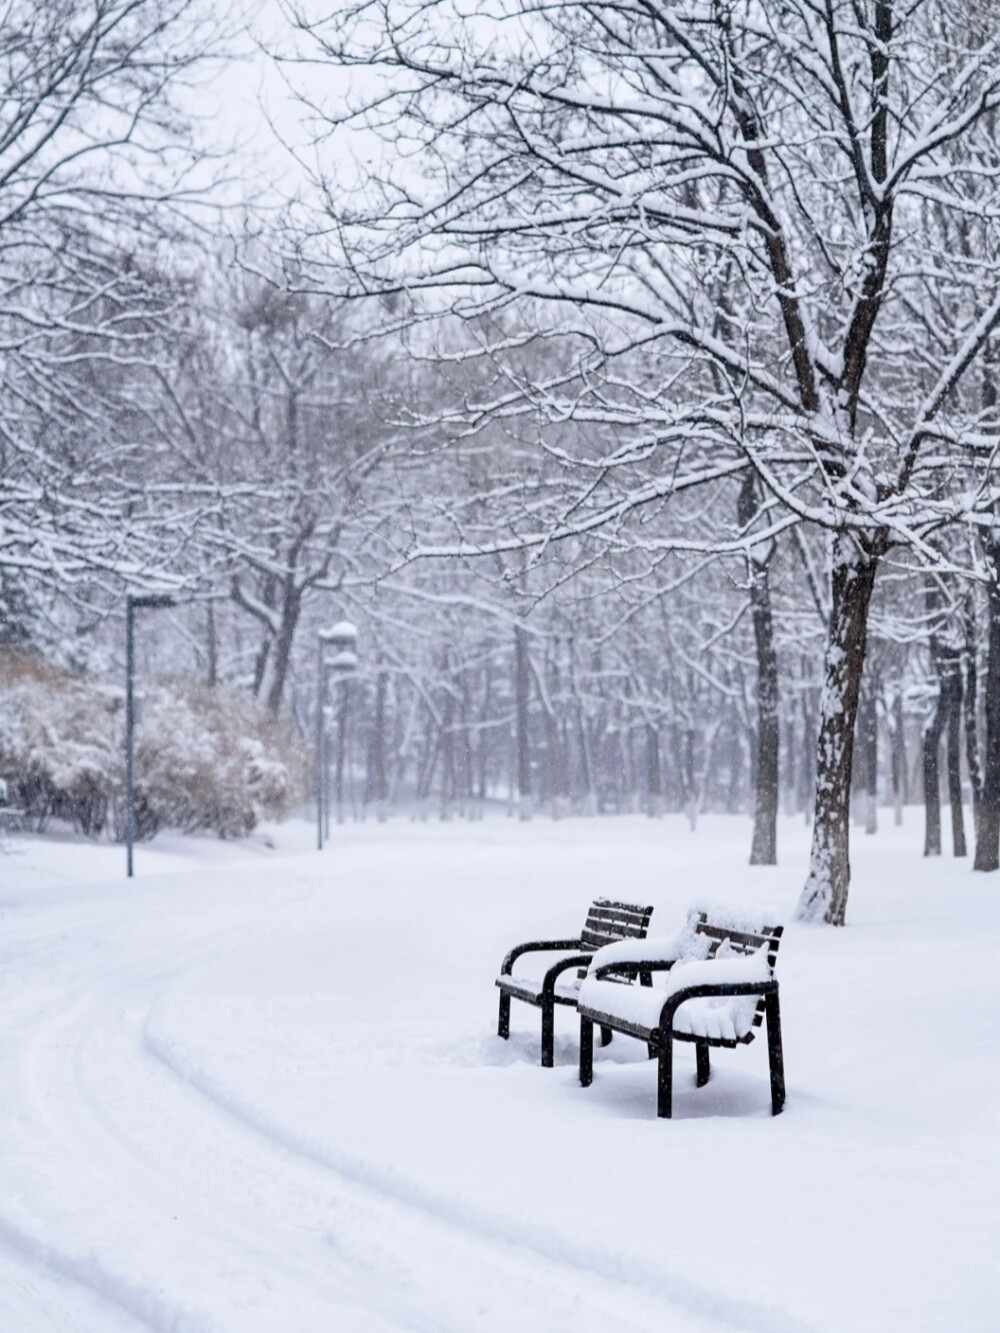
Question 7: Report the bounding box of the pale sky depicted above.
[193,0,386,218]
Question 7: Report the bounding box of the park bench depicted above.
[496,898,654,1067]
[577,909,785,1118]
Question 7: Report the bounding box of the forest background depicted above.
[3,0,1000,927]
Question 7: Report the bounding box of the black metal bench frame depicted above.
[578,915,785,1118]
[496,898,653,1067]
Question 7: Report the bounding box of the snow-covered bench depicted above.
[496,898,654,1067]
[577,909,785,1118]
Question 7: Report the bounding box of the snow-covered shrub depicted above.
[129,679,301,839]
[0,652,303,839]
[0,654,119,833]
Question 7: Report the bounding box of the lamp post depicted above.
[126,592,176,878]
[316,622,358,850]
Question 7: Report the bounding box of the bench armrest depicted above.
[500,939,584,975]
[541,953,594,997]
[657,978,778,1030]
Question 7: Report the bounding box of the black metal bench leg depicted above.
[600,1025,613,1047]
[579,1017,594,1086]
[696,1041,710,1087]
[541,1001,555,1067]
[641,971,656,1057]
[498,991,510,1039]
[657,1035,673,1118]
[765,989,785,1115]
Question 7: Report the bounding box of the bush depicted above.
[0,652,304,839]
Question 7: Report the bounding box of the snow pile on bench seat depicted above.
[578,949,772,1043]
[587,922,712,970]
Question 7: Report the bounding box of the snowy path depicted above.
[0,816,997,1331]
[0,879,759,1333]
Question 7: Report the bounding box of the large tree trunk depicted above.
[740,473,779,865]
[796,534,881,925]
[974,538,1000,870]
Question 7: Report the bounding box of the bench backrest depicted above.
[580,898,654,954]
[693,914,783,967]
[693,912,783,1043]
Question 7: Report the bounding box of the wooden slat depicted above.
[581,931,646,947]
[581,921,644,939]
[696,924,777,950]
[584,911,648,930]
[580,928,632,949]
[586,923,647,938]
[578,898,653,955]
[594,901,658,922]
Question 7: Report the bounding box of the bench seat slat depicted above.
[497,974,583,1006]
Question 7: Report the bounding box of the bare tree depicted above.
[0,0,225,600]
[285,0,1000,920]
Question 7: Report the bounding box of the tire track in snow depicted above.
[0,1196,214,1333]
[2,921,440,1333]
[21,983,662,1333]
[2,869,817,1333]
[6,906,596,1333]
[0,990,222,1333]
[144,1012,818,1333]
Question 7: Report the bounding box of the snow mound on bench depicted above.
[579,949,772,1043]
[688,902,782,934]
[588,903,781,972]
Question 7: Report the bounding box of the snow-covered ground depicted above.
[0,813,996,1333]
